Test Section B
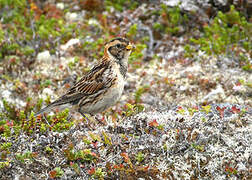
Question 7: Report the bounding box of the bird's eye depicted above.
[116,44,121,48]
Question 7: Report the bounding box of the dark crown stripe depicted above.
[105,37,129,45]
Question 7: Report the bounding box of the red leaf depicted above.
[121,152,129,163]
[36,115,42,121]
[113,164,124,169]
[149,119,159,127]
[113,164,119,169]
[49,170,57,179]
[0,125,5,133]
[92,141,98,149]
[106,162,112,172]
[64,83,71,89]
[231,106,240,113]
[91,152,98,158]
[177,106,183,110]
[193,106,199,110]
[216,106,226,118]
[6,120,13,127]
[235,82,241,86]
[143,165,149,171]
[88,167,95,175]
[119,164,124,168]
[32,152,38,157]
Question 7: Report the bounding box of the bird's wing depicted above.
[51,61,114,105]
[35,61,115,116]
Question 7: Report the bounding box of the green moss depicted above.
[201,105,211,114]
[91,168,105,179]
[127,24,138,38]
[3,99,18,121]
[40,80,52,88]
[49,109,74,132]
[188,107,198,116]
[0,97,75,138]
[0,161,11,169]
[64,147,97,162]
[0,0,88,59]
[134,85,149,104]
[123,103,144,117]
[155,4,188,36]
[239,79,252,88]
[89,132,102,142]
[53,167,64,178]
[191,143,205,152]
[70,162,81,174]
[184,44,196,58]
[68,56,81,70]
[16,151,34,163]
[129,43,147,66]
[135,152,145,163]
[177,107,185,115]
[0,27,4,45]
[35,98,43,113]
[102,131,112,145]
[83,137,92,145]
[0,142,12,151]
[105,0,139,12]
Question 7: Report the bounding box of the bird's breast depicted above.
[79,64,126,114]
[104,65,125,104]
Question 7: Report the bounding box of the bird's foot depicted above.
[80,112,95,130]
[94,115,107,126]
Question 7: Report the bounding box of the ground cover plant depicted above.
[0,0,251,179]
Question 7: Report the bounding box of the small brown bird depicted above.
[35,37,135,119]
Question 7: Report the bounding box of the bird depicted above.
[35,37,135,121]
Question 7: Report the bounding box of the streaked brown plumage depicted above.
[35,37,135,118]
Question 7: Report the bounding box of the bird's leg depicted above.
[79,111,89,123]
[42,113,51,126]
[95,114,106,125]
[78,108,95,130]
[67,113,72,121]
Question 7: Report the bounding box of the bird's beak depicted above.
[126,43,136,51]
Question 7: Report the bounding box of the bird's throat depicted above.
[118,62,127,78]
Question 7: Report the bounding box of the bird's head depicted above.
[104,37,135,65]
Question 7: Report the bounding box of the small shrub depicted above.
[186,5,251,71]
[154,4,188,36]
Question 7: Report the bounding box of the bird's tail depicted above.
[34,92,84,116]
[34,103,57,116]
[34,99,67,116]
